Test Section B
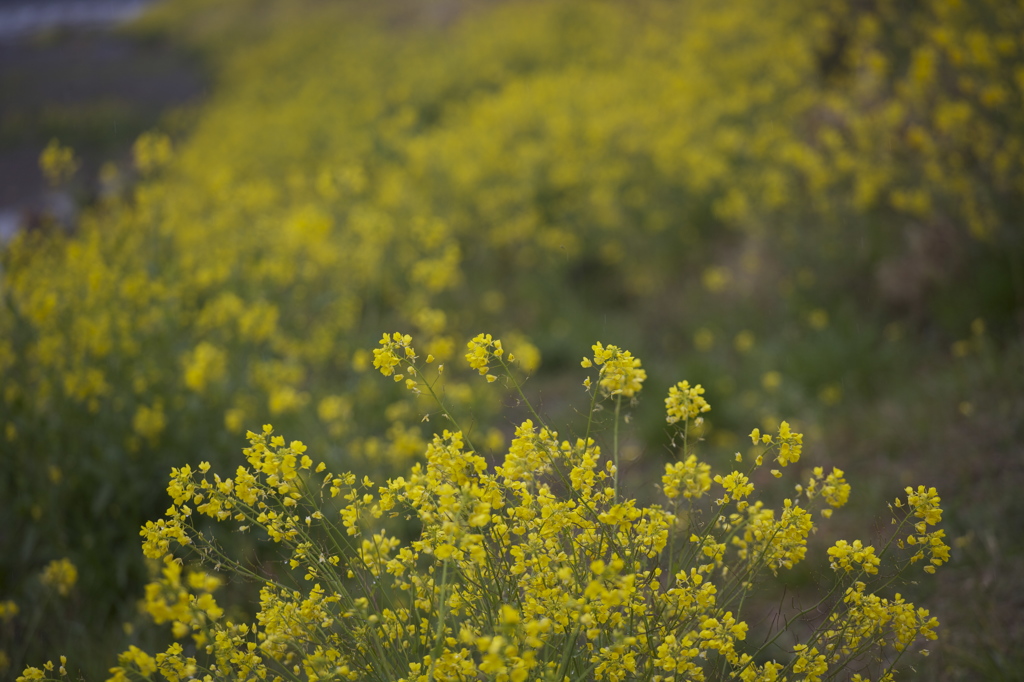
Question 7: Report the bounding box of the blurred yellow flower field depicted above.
[1,0,1022,679]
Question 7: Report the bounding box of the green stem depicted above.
[497,355,549,432]
[14,590,51,674]
[426,559,452,681]
[613,395,622,502]
[415,363,478,455]
[556,621,583,681]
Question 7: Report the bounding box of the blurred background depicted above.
[0,0,1021,679]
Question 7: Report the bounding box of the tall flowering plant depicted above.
[23,333,948,682]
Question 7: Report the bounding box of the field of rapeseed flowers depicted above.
[2,0,1022,679]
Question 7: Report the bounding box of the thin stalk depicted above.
[425,559,452,681]
[555,621,583,681]
[613,395,622,501]
[410,360,478,454]
[497,355,549,432]
[665,418,692,577]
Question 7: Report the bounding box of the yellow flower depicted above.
[372,332,415,377]
[39,139,79,185]
[182,342,227,393]
[586,342,646,398]
[694,327,715,352]
[0,600,18,622]
[40,558,77,597]
[133,131,173,175]
[665,380,711,424]
[827,539,881,574]
[663,455,711,500]
[465,333,503,376]
[132,401,167,442]
[775,421,803,466]
[733,330,755,353]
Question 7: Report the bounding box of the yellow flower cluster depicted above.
[39,559,77,598]
[726,499,815,575]
[0,600,19,622]
[664,381,711,425]
[813,0,1024,242]
[797,466,851,518]
[823,583,940,659]
[895,485,951,574]
[19,335,947,682]
[661,454,711,501]
[16,656,67,682]
[749,421,804,475]
[465,334,506,383]
[582,342,647,398]
[39,140,79,186]
[372,332,416,380]
[828,539,882,575]
[140,558,224,642]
